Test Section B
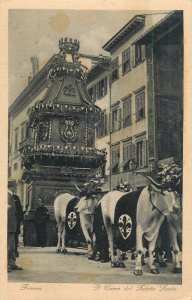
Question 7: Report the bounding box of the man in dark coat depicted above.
[13,194,24,257]
[35,199,49,247]
[8,190,23,272]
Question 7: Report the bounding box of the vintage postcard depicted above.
[0,0,192,300]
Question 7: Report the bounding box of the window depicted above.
[135,139,147,168]
[111,146,120,174]
[111,57,119,83]
[112,109,118,132]
[96,77,107,99]
[120,142,132,172]
[14,129,19,151]
[88,86,96,102]
[88,77,107,101]
[122,48,131,74]
[96,112,108,138]
[135,44,145,66]
[135,90,145,121]
[21,123,26,142]
[111,107,121,132]
[123,97,132,127]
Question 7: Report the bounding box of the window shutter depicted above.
[143,139,146,166]
[131,45,136,67]
[141,45,146,61]
[132,143,136,163]
[104,113,108,135]
[96,124,99,138]
[93,86,96,101]
[135,96,139,121]
[129,143,132,160]
[104,77,107,95]
[123,144,127,160]
[122,52,125,63]
[143,92,145,118]
[118,108,121,130]
[95,83,98,100]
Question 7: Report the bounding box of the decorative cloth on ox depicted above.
[54,193,76,219]
[114,190,142,251]
[65,197,79,230]
[101,190,142,252]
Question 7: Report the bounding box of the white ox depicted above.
[134,183,181,275]
[101,180,182,274]
[54,192,99,257]
[54,193,77,253]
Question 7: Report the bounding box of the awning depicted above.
[119,159,130,168]
[108,161,119,170]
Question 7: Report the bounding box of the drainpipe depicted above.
[109,75,112,191]
[151,32,157,171]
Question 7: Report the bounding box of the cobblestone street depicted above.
[8,246,182,284]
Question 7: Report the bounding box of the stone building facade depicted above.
[87,11,183,190]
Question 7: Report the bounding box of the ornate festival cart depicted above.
[20,38,106,246]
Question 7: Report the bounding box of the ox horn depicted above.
[74,183,82,193]
[146,176,162,188]
[176,179,181,186]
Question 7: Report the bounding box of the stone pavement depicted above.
[8,245,182,284]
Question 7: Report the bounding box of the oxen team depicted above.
[54,175,182,275]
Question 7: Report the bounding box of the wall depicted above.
[87,69,110,176]
[9,83,48,207]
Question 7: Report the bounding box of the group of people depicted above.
[8,179,50,272]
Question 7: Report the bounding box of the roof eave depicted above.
[9,54,57,115]
[131,11,183,45]
[102,15,146,53]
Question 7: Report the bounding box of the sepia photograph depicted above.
[1,1,192,299]
[7,8,183,284]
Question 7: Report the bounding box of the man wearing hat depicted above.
[7,180,23,272]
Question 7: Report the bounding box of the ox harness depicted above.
[148,186,164,216]
[148,185,181,216]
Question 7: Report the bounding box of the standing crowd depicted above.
[7,180,49,272]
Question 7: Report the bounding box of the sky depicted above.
[8,9,170,105]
